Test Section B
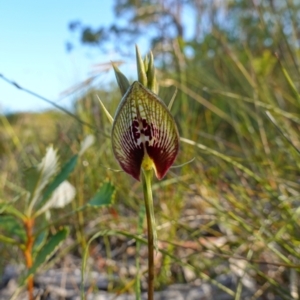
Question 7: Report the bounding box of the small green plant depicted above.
[98,45,179,300]
[0,135,115,300]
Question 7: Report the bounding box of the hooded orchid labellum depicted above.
[112,49,179,181]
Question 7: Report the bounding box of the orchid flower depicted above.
[99,46,179,300]
[111,46,179,181]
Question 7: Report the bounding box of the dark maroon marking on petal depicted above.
[145,125,179,180]
[126,115,179,180]
[114,121,145,181]
[115,116,158,180]
[132,119,140,140]
[147,144,178,179]
[116,145,144,181]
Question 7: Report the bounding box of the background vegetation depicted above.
[1,0,300,298]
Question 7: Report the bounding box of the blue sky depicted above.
[0,1,196,113]
[0,1,126,113]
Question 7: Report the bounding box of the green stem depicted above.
[135,205,145,300]
[142,169,157,300]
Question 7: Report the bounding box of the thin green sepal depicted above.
[112,63,130,96]
[135,45,147,86]
[147,52,158,94]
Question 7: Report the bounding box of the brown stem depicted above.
[24,218,35,300]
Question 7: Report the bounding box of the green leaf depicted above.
[33,229,49,255]
[0,233,19,245]
[24,167,40,195]
[87,182,115,207]
[27,228,69,278]
[36,180,76,216]
[36,155,78,212]
[28,146,59,207]
[0,202,25,220]
[0,215,26,243]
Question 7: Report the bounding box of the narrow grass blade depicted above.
[97,95,114,125]
[266,111,300,154]
[180,137,261,182]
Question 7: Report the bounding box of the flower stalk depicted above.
[142,168,156,299]
[24,217,35,300]
[108,45,179,299]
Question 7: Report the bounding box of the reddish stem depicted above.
[24,218,35,300]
